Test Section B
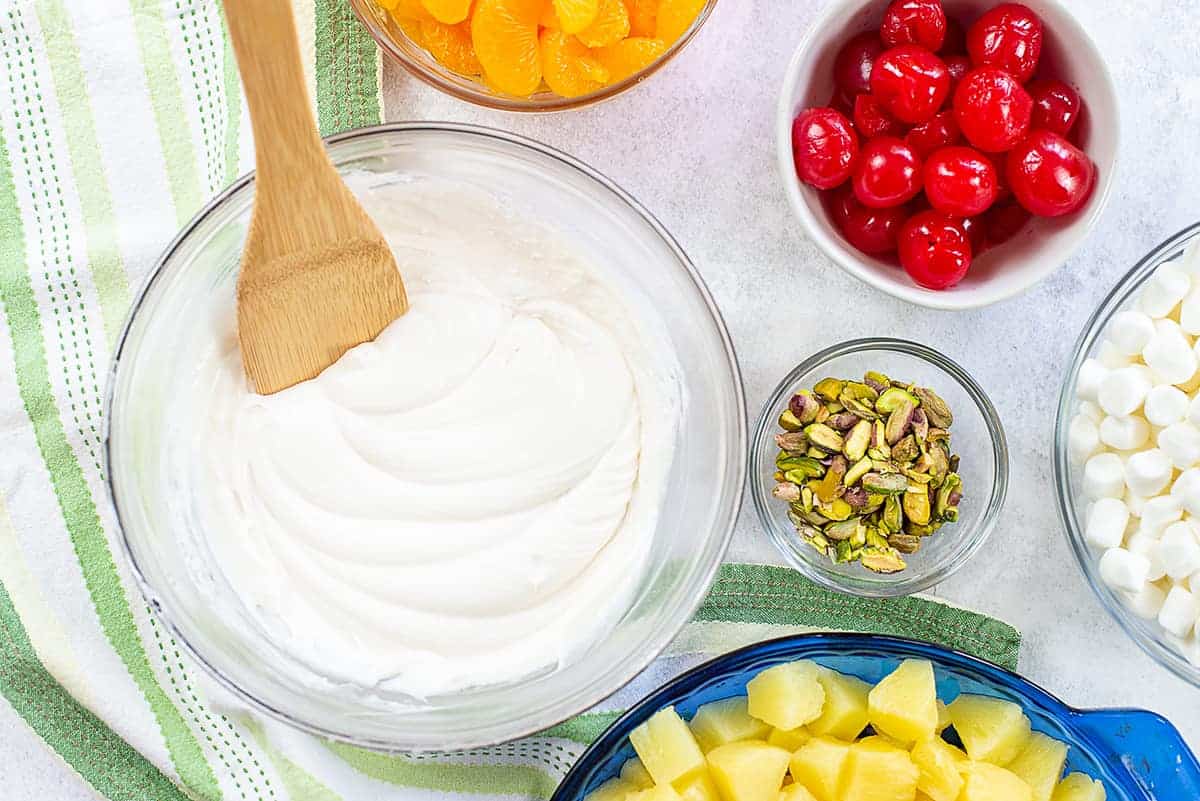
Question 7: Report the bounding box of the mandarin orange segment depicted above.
[376,0,402,10]
[540,29,609,97]
[655,0,704,43]
[395,14,426,45]
[390,0,436,21]
[539,2,561,28]
[622,0,657,37]
[575,0,629,47]
[594,36,666,82]
[422,19,483,74]
[421,0,473,23]
[552,0,600,34]
[471,0,544,96]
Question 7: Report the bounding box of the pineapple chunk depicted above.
[867,659,939,744]
[1050,773,1106,801]
[947,694,1032,766]
[1008,732,1069,801]
[766,727,812,752]
[706,741,792,801]
[808,669,870,741]
[959,762,1033,801]
[841,737,920,801]
[747,661,826,731]
[677,770,721,801]
[622,758,655,789]
[584,778,637,801]
[788,737,851,801]
[779,783,818,801]
[628,785,684,801]
[936,700,950,732]
[630,707,706,787]
[910,737,966,801]
[690,697,771,752]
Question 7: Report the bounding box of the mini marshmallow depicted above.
[1068,414,1102,462]
[1144,320,1198,385]
[1083,452,1126,499]
[1157,586,1200,638]
[1098,366,1152,417]
[1085,497,1130,549]
[1108,310,1156,355]
[1139,261,1191,318]
[1123,582,1167,620]
[1172,468,1200,516]
[1124,448,1173,496]
[1157,521,1200,579]
[1181,285,1200,335]
[1140,495,1184,530]
[1098,341,1133,369]
[1144,385,1190,427]
[1099,547,1151,593]
[1078,400,1104,423]
[1100,415,1150,451]
[1188,394,1200,428]
[1159,422,1200,469]
[1127,529,1167,581]
[1075,359,1108,402]
[1178,242,1200,275]
[1125,492,1148,518]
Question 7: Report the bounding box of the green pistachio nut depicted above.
[779,409,803,431]
[844,456,873,487]
[876,387,918,414]
[843,419,872,462]
[913,387,953,428]
[804,423,845,453]
[814,378,847,402]
[861,472,908,495]
[861,548,906,574]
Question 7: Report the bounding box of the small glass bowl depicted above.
[347,0,718,112]
[1054,223,1200,689]
[750,338,1009,597]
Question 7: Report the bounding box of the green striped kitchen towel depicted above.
[0,2,1021,800]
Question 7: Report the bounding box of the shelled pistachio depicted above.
[770,370,963,574]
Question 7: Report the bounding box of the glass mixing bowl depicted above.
[1054,223,1200,689]
[750,339,1009,597]
[347,0,718,112]
[104,122,746,750]
[552,634,1200,801]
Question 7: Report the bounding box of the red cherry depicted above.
[960,215,987,253]
[827,185,910,254]
[1007,129,1097,217]
[835,32,886,96]
[953,68,1032,152]
[880,0,947,51]
[792,107,859,189]
[966,3,1043,83]
[870,45,951,124]
[944,54,970,96]
[905,111,961,159]
[898,210,973,289]
[829,86,857,116]
[924,146,999,216]
[853,137,923,208]
[988,151,1011,201]
[940,17,966,54]
[854,94,905,138]
[983,201,1032,243]
[1028,78,1083,137]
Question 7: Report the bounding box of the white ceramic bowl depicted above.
[776,0,1119,310]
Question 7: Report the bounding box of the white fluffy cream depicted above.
[186,177,680,698]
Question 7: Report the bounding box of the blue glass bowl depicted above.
[552,635,1199,801]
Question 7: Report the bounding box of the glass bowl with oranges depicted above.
[349,0,717,110]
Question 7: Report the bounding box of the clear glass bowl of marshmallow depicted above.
[1055,223,1200,687]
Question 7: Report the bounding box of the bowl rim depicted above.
[750,337,1009,597]
[550,632,1187,801]
[1053,221,1200,689]
[103,121,749,751]
[346,0,720,113]
[773,0,1121,310]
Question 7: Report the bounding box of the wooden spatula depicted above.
[224,0,408,395]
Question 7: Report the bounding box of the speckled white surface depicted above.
[4,0,1199,796]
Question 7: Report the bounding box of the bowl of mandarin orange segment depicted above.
[349,0,715,110]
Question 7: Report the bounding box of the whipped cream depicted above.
[184,176,679,699]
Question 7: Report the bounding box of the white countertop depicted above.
[4,0,1198,796]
